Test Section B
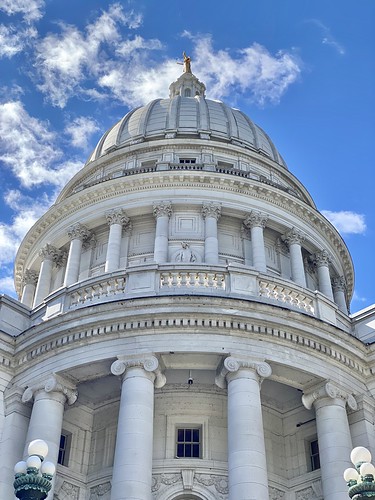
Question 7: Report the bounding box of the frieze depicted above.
[195,474,229,494]
[89,481,111,499]
[269,486,285,499]
[14,310,367,378]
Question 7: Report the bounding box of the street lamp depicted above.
[14,439,56,499]
[344,446,375,499]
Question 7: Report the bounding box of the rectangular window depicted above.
[179,158,196,164]
[310,439,320,471]
[58,432,71,466]
[176,427,201,458]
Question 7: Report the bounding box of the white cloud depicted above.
[321,210,366,235]
[65,116,100,150]
[308,19,345,56]
[34,4,149,108]
[0,0,44,23]
[0,100,82,188]
[0,24,37,58]
[0,274,16,297]
[0,189,53,267]
[116,35,163,57]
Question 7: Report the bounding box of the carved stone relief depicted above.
[89,481,112,499]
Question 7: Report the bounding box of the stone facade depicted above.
[1,67,375,500]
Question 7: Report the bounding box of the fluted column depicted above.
[283,228,307,287]
[202,202,221,264]
[105,209,131,272]
[33,244,59,307]
[314,250,334,300]
[216,356,271,500]
[21,269,38,307]
[243,211,268,272]
[110,355,166,500]
[22,375,78,499]
[302,382,356,500]
[153,202,172,263]
[64,223,91,286]
[332,276,348,314]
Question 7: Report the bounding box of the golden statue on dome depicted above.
[182,51,192,73]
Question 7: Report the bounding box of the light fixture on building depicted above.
[344,446,375,498]
[14,439,56,499]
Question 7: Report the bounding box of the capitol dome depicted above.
[2,59,371,500]
[87,72,287,168]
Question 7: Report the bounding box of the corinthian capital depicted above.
[332,275,346,292]
[314,249,332,267]
[111,354,166,388]
[302,381,357,411]
[202,202,221,220]
[215,356,272,388]
[243,211,268,229]
[39,244,59,262]
[282,227,305,246]
[22,269,39,286]
[22,374,78,406]
[67,223,91,242]
[106,208,131,228]
[153,201,172,219]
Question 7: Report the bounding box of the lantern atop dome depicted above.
[169,52,206,98]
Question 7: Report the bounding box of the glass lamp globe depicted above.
[26,455,42,470]
[360,462,375,477]
[28,439,48,459]
[41,461,56,476]
[344,467,359,482]
[351,446,372,465]
[14,461,27,475]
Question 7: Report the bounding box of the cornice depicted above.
[14,171,353,298]
[10,296,368,384]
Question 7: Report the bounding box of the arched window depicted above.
[184,88,191,97]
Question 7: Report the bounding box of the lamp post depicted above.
[13,439,55,500]
[344,446,375,499]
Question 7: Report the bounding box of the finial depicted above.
[183,51,192,73]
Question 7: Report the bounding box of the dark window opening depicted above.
[310,439,320,471]
[179,158,196,164]
[176,427,201,458]
[58,432,71,466]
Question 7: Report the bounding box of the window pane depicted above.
[193,429,199,442]
[177,443,184,457]
[177,429,184,442]
[193,444,200,457]
[185,444,192,457]
[185,429,191,441]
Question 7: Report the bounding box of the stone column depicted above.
[302,382,356,500]
[64,223,91,286]
[110,355,166,500]
[332,276,348,314]
[22,375,77,499]
[202,202,221,264]
[153,202,172,263]
[21,270,39,308]
[216,356,272,500]
[105,209,131,273]
[314,250,334,300]
[283,228,307,287]
[33,244,59,307]
[243,211,268,272]
[0,387,30,499]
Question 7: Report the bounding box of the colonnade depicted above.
[20,204,347,314]
[0,358,357,500]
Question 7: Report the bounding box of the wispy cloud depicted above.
[0,24,37,58]
[308,19,345,55]
[0,0,45,23]
[65,116,100,150]
[0,100,82,188]
[321,210,366,235]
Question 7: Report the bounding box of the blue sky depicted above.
[0,0,374,312]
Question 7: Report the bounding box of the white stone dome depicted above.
[87,72,287,168]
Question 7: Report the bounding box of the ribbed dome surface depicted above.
[87,95,287,168]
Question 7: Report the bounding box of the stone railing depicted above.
[28,264,350,332]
